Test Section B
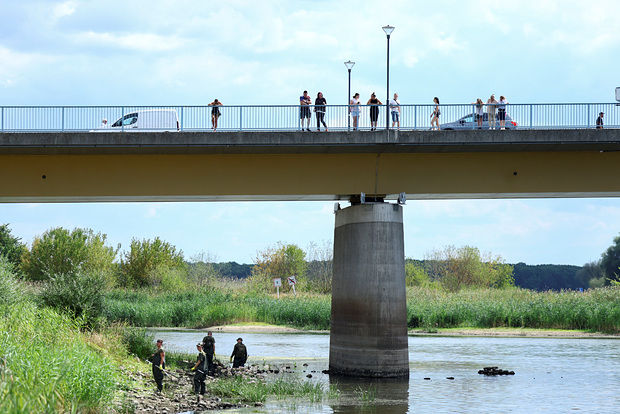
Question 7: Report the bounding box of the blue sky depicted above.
[1,0,620,265]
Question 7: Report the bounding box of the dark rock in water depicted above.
[303,363,309,367]
[478,366,515,376]
[446,377,455,380]
[306,374,312,378]
[424,377,431,380]
[322,369,330,374]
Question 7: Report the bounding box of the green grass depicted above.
[103,285,620,333]
[0,302,119,413]
[206,375,326,404]
[103,288,331,330]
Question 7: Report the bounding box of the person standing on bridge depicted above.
[430,97,441,131]
[367,92,382,131]
[498,95,508,130]
[597,112,604,129]
[350,93,361,130]
[300,90,312,131]
[389,93,401,130]
[472,98,484,129]
[315,92,328,132]
[209,99,223,131]
[487,94,498,130]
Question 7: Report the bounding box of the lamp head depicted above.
[382,25,395,36]
[344,60,355,70]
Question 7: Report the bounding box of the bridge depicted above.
[2,126,620,378]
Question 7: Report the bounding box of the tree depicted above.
[0,224,27,268]
[576,260,604,288]
[0,255,21,305]
[248,242,307,293]
[405,259,431,287]
[601,233,620,284]
[425,245,514,291]
[119,237,185,287]
[20,227,117,283]
[305,240,333,294]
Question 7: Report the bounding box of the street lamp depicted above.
[344,60,355,131]
[382,25,395,130]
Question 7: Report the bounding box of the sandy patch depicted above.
[409,328,620,339]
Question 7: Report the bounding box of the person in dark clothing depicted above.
[597,112,604,129]
[202,331,216,375]
[150,345,166,393]
[230,337,248,369]
[314,92,328,131]
[192,343,207,396]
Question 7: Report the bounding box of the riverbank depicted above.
[151,323,620,339]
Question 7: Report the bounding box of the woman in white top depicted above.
[430,97,441,130]
[497,96,508,129]
[350,93,361,130]
[471,98,484,128]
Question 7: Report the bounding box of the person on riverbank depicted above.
[202,331,216,375]
[150,345,166,393]
[192,343,207,397]
[209,99,223,131]
[314,92,328,131]
[230,337,248,369]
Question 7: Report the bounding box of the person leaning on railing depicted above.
[486,94,498,130]
[596,112,604,129]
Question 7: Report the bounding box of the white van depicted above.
[92,109,179,132]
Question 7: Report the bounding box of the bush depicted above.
[39,269,106,324]
[0,223,27,268]
[122,327,155,360]
[21,227,117,284]
[118,237,185,287]
[0,255,21,305]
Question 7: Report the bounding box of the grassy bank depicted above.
[0,302,119,413]
[406,286,620,332]
[104,286,620,333]
[103,289,331,330]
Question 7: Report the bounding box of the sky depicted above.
[1,0,620,266]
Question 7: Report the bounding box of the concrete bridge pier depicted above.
[329,202,409,377]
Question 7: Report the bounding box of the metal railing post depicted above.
[180,106,184,131]
[121,106,124,132]
[61,107,65,132]
[239,106,243,131]
[587,103,591,129]
[530,104,533,129]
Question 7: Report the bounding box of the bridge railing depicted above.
[0,103,617,132]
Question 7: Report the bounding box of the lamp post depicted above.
[344,60,355,131]
[382,25,395,130]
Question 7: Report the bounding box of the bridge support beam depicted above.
[329,203,409,377]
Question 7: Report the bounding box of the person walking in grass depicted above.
[230,337,248,369]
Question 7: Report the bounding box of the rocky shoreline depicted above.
[119,363,261,414]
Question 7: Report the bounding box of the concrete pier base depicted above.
[329,203,409,377]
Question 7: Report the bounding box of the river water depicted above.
[153,330,620,413]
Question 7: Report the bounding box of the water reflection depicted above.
[329,375,409,414]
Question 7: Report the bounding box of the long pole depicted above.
[386,34,390,130]
[347,68,352,131]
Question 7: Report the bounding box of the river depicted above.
[152,330,620,413]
